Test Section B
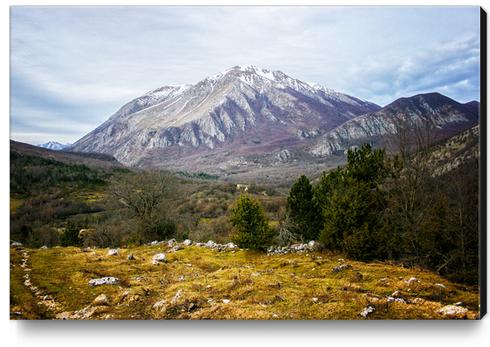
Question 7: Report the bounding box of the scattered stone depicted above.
[437,305,468,319]
[92,294,110,306]
[411,298,425,305]
[40,245,48,250]
[435,283,447,290]
[222,299,230,304]
[312,297,319,303]
[88,277,120,286]
[178,275,185,281]
[171,289,182,304]
[10,241,23,247]
[387,296,406,304]
[107,248,119,256]
[454,301,464,306]
[170,245,182,252]
[332,264,353,273]
[127,253,135,261]
[167,239,177,247]
[183,239,193,246]
[82,247,92,252]
[391,290,402,298]
[224,242,238,249]
[405,277,419,285]
[267,241,322,255]
[206,240,217,248]
[360,306,375,318]
[152,300,167,310]
[152,253,167,265]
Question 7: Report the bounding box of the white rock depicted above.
[405,277,419,285]
[435,283,447,290]
[107,248,119,256]
[40,245,48,249]
[152,300,166,310]
[170,245,182,252]
[183,239,193,246]
[88,277,120,286]
[206,240,217,248]
[167,239,177,247]
[92,294,110,306]
[222,299,230,304]
[10,241,23,247]
[171,289,182,304]
[437,305,468,319]
[360,306,375,318]
[152,253,167,265]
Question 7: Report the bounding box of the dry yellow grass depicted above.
[10,244,480,320]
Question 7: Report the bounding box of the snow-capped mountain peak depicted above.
[37,141,71,151]
[71,65,381,167]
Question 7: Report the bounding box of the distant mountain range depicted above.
[37,141,71,151]
[67,65,479,180]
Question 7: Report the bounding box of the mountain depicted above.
[11,140,121,169]
[37,141,71,151]
[309,93,479,156]
[71,65,380,168]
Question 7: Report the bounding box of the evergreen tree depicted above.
[229,194,274,251]
[286,175,322,241]
[317,144,388,260]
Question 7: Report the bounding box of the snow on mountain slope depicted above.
[37,141,71,151]
[71,65,380,167]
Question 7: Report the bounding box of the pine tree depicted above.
[286,175,321,241]
[229,194,274,251]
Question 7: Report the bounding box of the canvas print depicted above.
[10,6,485,320]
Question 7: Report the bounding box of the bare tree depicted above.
[109,171,179,241]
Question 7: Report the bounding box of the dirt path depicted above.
[19,248,63,314]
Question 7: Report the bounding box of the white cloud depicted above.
[10,6,480,144]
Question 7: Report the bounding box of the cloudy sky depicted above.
[11,6,480,145]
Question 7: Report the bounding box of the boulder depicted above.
[167,239,177,247]
[437,305,468,319]
[88,277,120,286]
[107,249,119,256]
[183,239,193,246]
[40,245,48,250]
[152,253,167,265]
[92,294,110,306]
[332,264,353,273]
[10,241,23,247]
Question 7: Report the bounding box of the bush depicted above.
[229,194,274,251]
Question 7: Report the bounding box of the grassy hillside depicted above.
[10,243,479,320]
